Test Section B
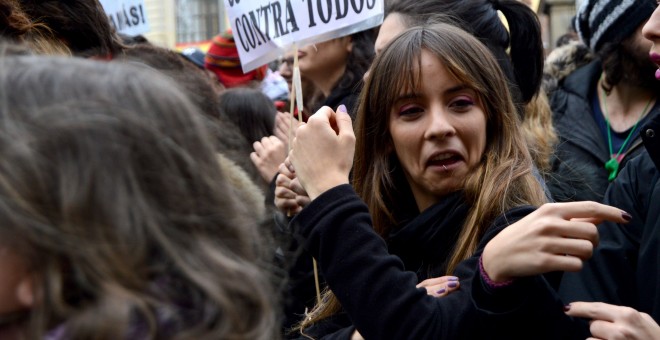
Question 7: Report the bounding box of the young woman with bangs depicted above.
[277,23,628,339]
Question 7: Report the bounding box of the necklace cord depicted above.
[599,74,654,181]
[600,86,653,159]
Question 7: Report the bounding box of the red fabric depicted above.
[204,29,267,88]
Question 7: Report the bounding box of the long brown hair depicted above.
[300,23,546,331]
[0,56,278,339]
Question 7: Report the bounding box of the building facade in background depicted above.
[140,0,580,52]
[141,0,227,50]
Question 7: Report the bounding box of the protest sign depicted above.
[224,0,384,72]
[100,0,150,36]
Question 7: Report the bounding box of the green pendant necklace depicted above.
[600,85,653,181]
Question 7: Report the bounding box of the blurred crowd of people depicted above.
[0,0,660,339]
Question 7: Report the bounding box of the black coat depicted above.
[291,185,583,339]
[559,115,660,325]
[548,61,660,203]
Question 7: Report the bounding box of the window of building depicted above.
[176,0,226,43]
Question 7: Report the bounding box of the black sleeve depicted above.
[292,185,573,339]
[470,209,586,339]
[291,185,481,339]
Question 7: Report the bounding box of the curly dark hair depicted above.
[598,35,660,93]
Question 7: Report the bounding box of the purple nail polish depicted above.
[563,305,571,312]
[337,104,347,113]
[436,288,446,294]
[448,277,459,281]
[622,212,632,221]
[448,282,458,288]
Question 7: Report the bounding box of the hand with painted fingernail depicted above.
[565,302,660,340]
[482,201,631,283]
[416,276,460,298]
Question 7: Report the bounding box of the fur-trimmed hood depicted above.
[543,41,595,94]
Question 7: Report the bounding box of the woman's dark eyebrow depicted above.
[393,92,422,102]
[393,85,472,104]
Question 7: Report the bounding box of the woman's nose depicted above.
[424,107,455,140]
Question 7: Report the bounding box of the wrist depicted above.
[306,177,349,201]
[480,246,513,284]
[479,255,515,289]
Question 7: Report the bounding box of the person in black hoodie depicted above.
[278,23,628,339]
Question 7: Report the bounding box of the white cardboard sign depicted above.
[224,0,384,72]
[100,0,150,36]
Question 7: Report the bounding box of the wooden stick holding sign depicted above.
[292,53,304,123]
[284,44,319,304]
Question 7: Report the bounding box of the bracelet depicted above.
[479,255,515,289]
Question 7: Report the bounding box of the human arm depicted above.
[470,200,631,339]
[565,302,660,340]
[290,185,482,339]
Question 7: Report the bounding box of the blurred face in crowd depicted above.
[297,37,352,93]
[278,53,294,92]
[388,50,487,212]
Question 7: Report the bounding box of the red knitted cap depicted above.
[204,29,267,88]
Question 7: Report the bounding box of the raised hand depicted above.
[288,105,355,200]
[251,136,286,183]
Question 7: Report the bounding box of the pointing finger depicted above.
[545,201,630,224]
[565,302,620,322]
